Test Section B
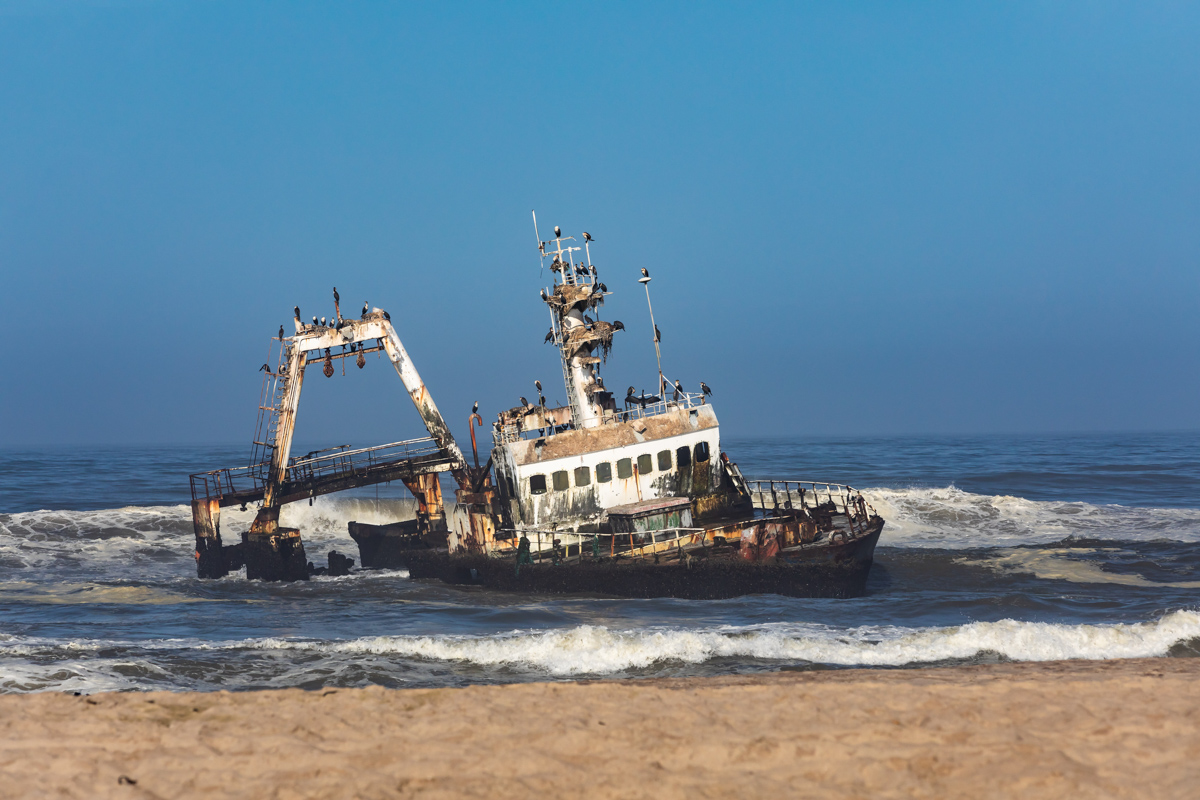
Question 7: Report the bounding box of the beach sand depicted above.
[2,658,1197,799]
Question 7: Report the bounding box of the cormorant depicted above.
[597,282,608,293]
[539,395,546,407]
[472,401,479,415]
[294,306,301,320]
[540,289,549,302]
[544,329,554,344]
[583,231,593,242]
[312,316,319,326]
[575,264,588,276]
[654,325,662,343]
[278,325,285,340]
[520,396,529,407]
[259,364,270,372]
[641,267,650,278]
[584,315,594,325]
[612,320,625,331]
[362,301,369,317]
[383,311,391,321]
[700,381,713,396]
[333,287,339,305]
[554,225,562,238]
[320,317,326,326]
[551,255,563,273]
[535,380,542,393]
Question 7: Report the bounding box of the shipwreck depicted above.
[189,218,884,598]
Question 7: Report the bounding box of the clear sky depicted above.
[1,1,1197,448]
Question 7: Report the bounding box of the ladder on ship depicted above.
[248,338,291,477]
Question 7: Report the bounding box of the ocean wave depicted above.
[231,610,1200,674]
[1,489,1197,580]
[863,486,1200,549]
[2,611,1197,692]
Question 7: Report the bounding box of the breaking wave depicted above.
[3,611,1199,692]
[863,486,1200,549]
[242,611,1200,674]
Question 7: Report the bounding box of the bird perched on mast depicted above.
[520,396,529,407]
[544,329,554,344]
[361,301,369,318]
[535,380,542,394]
[472,401,479,415]
[654,324,662,343]
[554,225,562,238]
[333,287,339,305]
[278,325,285,340]
[583,231,594,242]
[641,267,650,279]
[259,364,270,372]
[700,381,713,397]
[294,306,301,321]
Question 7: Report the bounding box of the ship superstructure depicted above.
[489,219,745,533]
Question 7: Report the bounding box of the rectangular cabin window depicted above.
[552,470,570,491]
[676,446,692,469]
[694,441,711,463]
[637,454,653,474]
[617,458,633,479]
[596,462,613,483]
[574,466,591,487]
[657,450,672,471]
[529,474,547,495]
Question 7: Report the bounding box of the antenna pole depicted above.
[532,210,544,275]
[641,277,664,397]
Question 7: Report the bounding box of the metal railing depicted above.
[744,479,876,520]
[285,437,444,484]
[492,526,706,562]
[189,437,445,505]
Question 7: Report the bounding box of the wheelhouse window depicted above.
[574,466,591,487]
[529,474,547,495]
[637,454,653,474]
[617,458,633,479]
[694,441,710,463]
[657,450,672,471]
[552,470,570,491]
[676,446,692,469]
[596,462,613,483]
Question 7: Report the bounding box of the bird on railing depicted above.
[278,325,285,341]
[543,329,554,344]
[554,225,562,238]
[700,381,713,397]
[259,364,270,372]
[673,380,683,401]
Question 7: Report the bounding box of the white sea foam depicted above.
[3,612,1198,692]
[1,489,1197,580]
[233,610,1200,675]
[864,486,1200,549]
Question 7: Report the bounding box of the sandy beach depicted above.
[1,658,1196,799]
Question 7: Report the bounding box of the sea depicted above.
[1,432,1198,694]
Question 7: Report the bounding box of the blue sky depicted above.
[1,1,1197,446]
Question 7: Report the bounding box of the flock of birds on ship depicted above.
[261,239,715,420]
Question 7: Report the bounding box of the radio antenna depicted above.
[532,210,544,277]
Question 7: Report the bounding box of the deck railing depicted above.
[744,479,876,520]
